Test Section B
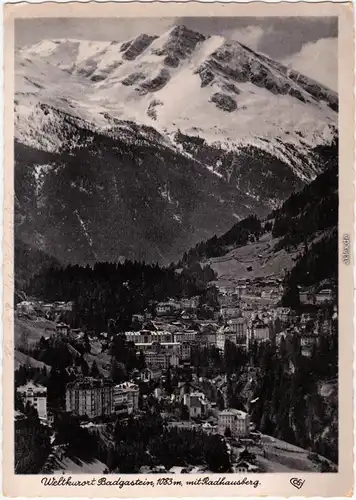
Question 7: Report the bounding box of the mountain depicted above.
[15,25,338,267]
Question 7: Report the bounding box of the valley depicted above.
[14,20,339,478]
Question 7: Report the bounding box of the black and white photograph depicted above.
[12,12,343,480]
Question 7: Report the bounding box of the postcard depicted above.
[3,1,354,497]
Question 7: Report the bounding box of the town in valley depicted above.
[15,258,338,475]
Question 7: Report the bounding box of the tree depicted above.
[180,403,190,421]
[137,350,146,370]
[80,356,89,377]
[90,360,100,378]
[15,410,51,473]
[83,332,91,353]
[224,426,232,438]
[206,435,231,472]
[282,283,300,308]
[110,358,126,383]
[164,368,173,394]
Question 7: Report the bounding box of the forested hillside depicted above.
[24,261,216,332]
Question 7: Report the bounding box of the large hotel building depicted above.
[65,377,114,418]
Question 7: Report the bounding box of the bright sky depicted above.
[15,17,338,91]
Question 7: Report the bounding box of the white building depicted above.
[248,320,270,346]
[180,296,200,309]
[156,302,180,316]
[125,330,173,344]
[56,322,70,336]
[113,382,139,414]
[173,330,198,343]
[218,409,250,437]
[135,341,180,353]
[140,368,162,382]
[66,378,114,418]
[183,392,208,419]
[17,381,48,420]
[180,342,191,361]
[16,301,36,315]
[315,289,333,305]
[226,317,248,348]
[145,350,179,369]
[198,332,217,346]
[220,304,241,319]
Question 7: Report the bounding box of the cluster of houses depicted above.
[212,278,284,303]
[16,381,48,421]
[65,378,140,418]
[16,377,141,423]
[276,306,337,357]
[16,300,73,317]
[156,297,200,319]
[214,278,335,308]
[16,276,336,442]
[16,374,251,442]
[299,287,334,306]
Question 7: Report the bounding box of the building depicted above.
[300,334,318,357]
[145,350,179,370]
[180,341,191,361]
[17,382,48,420]
[219,293,240,307]
[173,330,198,343]
[132,313,144,324]
[216,327,234,350]
[66,378,114,418]
[300,312,317,324]
[125,330,173,344]
[226,318,248,349]
[227,317,247,336]
[248,320,270,345]
[16,301,36,316]
[319,319,333,336]
[315,289,333,305]
[220,305,241,319]
[140,368,162,383]
[300,333,319,347]
[156,302,180,316]
[183,392,208,419]
[218,409,250,437]
[54,301,74,312]
[276,307,296,324]
[198,332,217,346]
[180,310,197,320]
[56,322,70,336]
[235,460,259,473]
[42,303,55,315]
[216,326,245,351]
[299,288,315,305]
[180,296,200,309]
[241,306,254,320]
[113,382,139,414]
[154,387,163,400]
[136,341,181,356]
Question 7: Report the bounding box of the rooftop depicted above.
[219,409,248,418]
[66,377,113,390]
[17,381,47,392]
[114,382,139,391]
